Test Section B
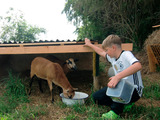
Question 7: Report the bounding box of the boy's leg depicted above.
[110,102,125,115]
[111,89,140,115]
[123,89,140,112]
[101,100,124,119]
[92,87,113,106]
[110,89,140,115]
[93,87,123,119]
[130,89,140,103]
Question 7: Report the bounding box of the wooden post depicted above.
[93,52,100,90]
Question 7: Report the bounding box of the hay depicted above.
[141,29,160,74]
[144,29,160,51]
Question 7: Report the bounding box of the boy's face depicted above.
[104,46,115,58]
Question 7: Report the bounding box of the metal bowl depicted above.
[60,92,88,105]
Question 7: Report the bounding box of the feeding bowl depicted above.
[60,92,88,105]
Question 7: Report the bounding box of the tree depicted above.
[0,8,46,42]
[63,0,160,50]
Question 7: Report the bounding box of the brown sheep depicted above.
[28,57,77,103]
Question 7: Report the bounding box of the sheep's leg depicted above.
[28,75,34,95]
[47,80,54,103]
[38,78,43,93]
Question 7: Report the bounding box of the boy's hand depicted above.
[108,76,120,88]
[84,38,92,46]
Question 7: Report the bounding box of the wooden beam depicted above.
[0,43,133,55]
[0,44,101,54]
[121,43,133,51]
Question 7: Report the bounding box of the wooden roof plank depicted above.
[0,43,133,55]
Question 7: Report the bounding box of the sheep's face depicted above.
[63,87,78,99]
[66,58,78,71]
[63,88,75,99]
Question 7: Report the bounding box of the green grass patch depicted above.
[0,71,29,114]
[0,104,47,120]
[0,71,47,119]
[59,102,160,120]
[0,71,160,120]
[143,83,160,100]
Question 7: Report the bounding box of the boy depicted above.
[84,35,143,119]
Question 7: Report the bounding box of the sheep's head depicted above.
[65,58,78,71]
[63,87,78,99]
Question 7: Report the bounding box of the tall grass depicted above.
[4,72,29,103]
[0,72,47,119]
[0,71,29,114]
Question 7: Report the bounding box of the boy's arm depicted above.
[84,38,106,57]
[108,62,142,88]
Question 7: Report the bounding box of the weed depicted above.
[0,71,39,119]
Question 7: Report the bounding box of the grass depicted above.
[0,71,47,119]
[55,100,160,120]
[143,83,160,100]
[0,72,160,120]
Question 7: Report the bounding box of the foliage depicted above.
[0,8,46,42]
[63,0,160,50]
[0,71,29,114]
[4,71,29,102]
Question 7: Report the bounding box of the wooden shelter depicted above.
[0,40,133,90]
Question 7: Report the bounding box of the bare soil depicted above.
[0,51,160,120]
[22,51,160,120]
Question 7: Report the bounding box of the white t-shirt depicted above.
[106,51,144,97]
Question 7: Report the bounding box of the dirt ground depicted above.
[0,51,160,119]
[18,51,159,120]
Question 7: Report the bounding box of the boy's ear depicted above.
[112,45,116,50]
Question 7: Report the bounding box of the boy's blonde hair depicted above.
[102,34,122,49]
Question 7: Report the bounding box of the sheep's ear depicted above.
[73,88,78,91]
[74,59,79,62]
